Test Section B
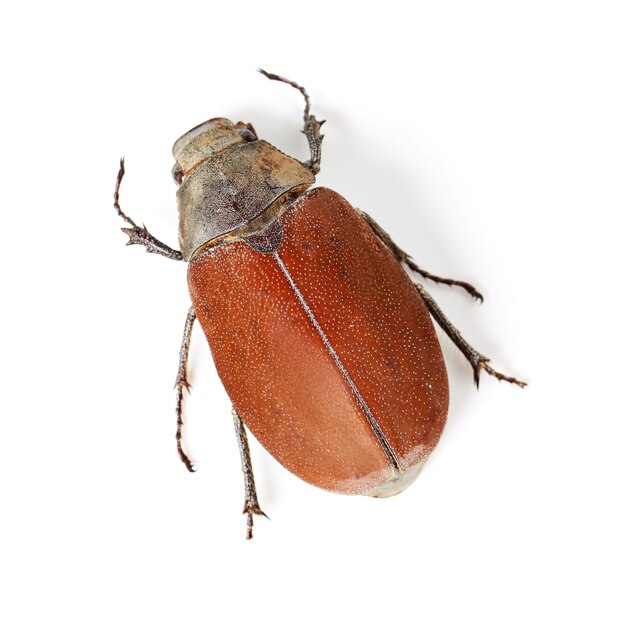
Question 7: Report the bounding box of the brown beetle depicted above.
[113,71,525,539]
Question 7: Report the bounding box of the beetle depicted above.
[113,70,525,539]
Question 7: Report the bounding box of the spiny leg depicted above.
[232,408,267,540]
[416,284,526,388]
[360,210,483,301]
[174,306,197,472]
[113,158,183,261]
[258,69,324,175]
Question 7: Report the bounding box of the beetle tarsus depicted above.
[258,69,324,175]
[233,408,266,540]
[175,307,197,472]
[482,361,527,388]
[405,257,484,302]
[243,502,268,540]
[175,382,195,472]
[416,284,527,388]
[360,210,483,301]
[113,159,183,261]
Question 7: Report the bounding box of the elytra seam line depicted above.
[273,251,402,472]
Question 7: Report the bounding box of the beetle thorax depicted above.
[174,118,315,260]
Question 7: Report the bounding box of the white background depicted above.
[1,1,624,617]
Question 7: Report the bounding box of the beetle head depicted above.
[171,118,258,185]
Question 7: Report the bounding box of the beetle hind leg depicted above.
[174,306,197,472]
[113,159,183,261]
[360,210,483,301]
[416,284,526,388]
[258,69,324,175]
[232,408,267,540]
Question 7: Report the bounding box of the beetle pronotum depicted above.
[113,71,525,539]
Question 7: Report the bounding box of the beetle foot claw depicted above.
[177,446,195,472]
[175,420,195,472]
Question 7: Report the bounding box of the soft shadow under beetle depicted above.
[113,70,525,539]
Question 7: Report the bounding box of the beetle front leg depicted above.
[416,284,526,388]
[232,408,267,540]
[259,70,324,175]
[360,210,483,301]
[113,159,183,261]
[174,306,196,472]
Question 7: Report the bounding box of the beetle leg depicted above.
[232,408,267,540]
[360,210,483,301]
[113,158,183,261]
[174,306,196,472]
[416,284,526,388]
[258,70,324,175]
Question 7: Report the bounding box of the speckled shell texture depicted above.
[187,188,449,495]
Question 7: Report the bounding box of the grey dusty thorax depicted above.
[174,118,314,260]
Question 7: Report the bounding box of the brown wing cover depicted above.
[187,188,448,494]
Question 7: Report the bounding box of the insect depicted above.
[113,70,526,539]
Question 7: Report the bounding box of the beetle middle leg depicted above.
[360,210,483,301]
[232,408,267,540]
[113,159,183,261]
[259,70,324,175]
[415,284,526,388]
[174,306,197,472]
